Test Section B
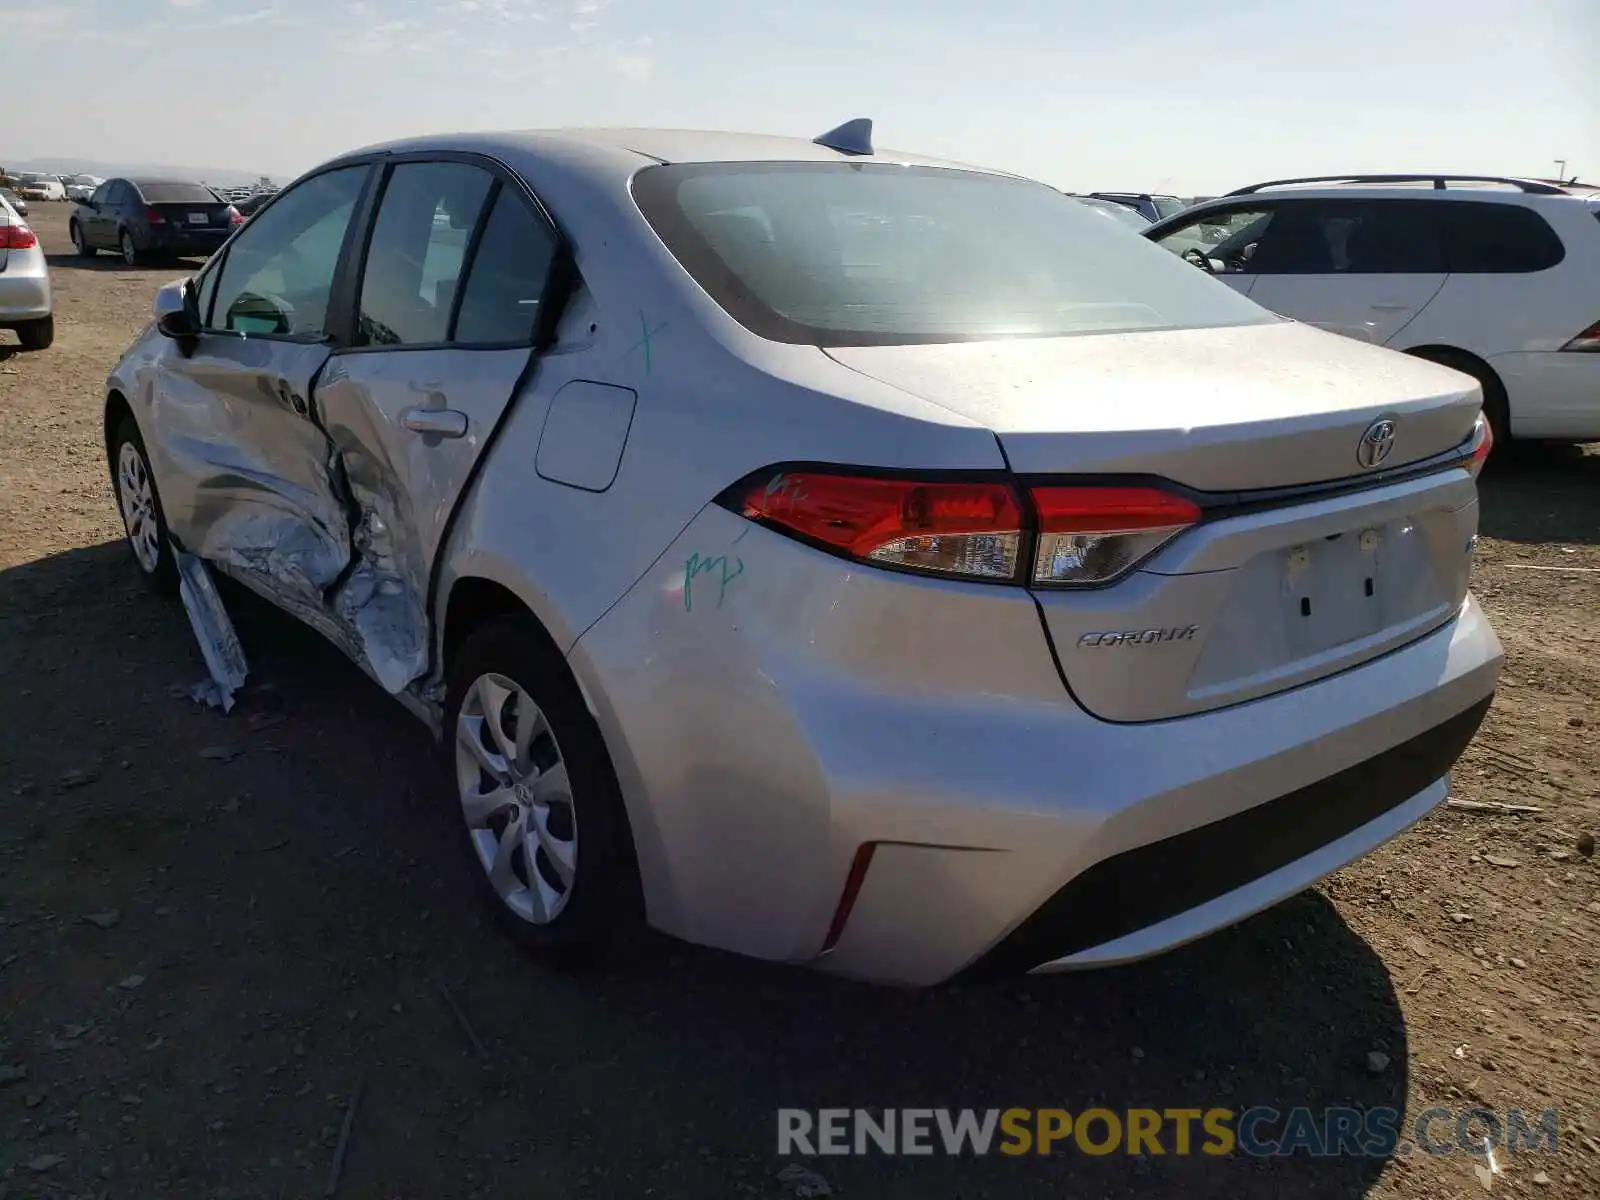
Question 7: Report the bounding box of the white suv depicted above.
[1145,174,1600,444]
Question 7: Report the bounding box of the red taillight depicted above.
[227,206,243,226]
[145,207,166,224]
[0,223,38,249]
[1031,486,1202,585]
[1467,415,1493,477]
[738,471,1025,581]
[1561,319,1600,352]
[734,469,1199,586]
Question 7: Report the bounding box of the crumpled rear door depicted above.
[315,347,533,691]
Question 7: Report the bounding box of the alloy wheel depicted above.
[455,673,578,925]
[116,440,161,573]
[121,233,137,265]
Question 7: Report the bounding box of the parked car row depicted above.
[7,171,101,202]
[100,120,1505,989]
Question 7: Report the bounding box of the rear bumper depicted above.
[0,253,52,321]
[569,504,1504,986]
[1489,350,1600,440]
[142,227,230,256]
[982,696,1488,976]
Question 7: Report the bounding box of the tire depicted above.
[1406,347,1510,448]
[70,221,95,257]
[444,615,641,965]
[16,315,53,351]
[120,230,141,267]
[108,414,178,593]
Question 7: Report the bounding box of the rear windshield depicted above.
[140,183,220,204]
[633,163,1273,346]
[1152,197,1188,220]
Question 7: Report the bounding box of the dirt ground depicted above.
[1,202,1596,1200]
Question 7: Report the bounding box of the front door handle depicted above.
[400,407,469,438]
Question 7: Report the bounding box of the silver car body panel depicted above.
[824,322,1482,489]
[566,500,1499,985]
[0,199,51,321]
[141,334,349,604]
[104,128,1503,984]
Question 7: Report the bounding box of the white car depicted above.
[14,174,67,202]
[65,175,102,202]
[1146,174,1600,444]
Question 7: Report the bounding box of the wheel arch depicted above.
[441,576,558,675]
[103,389,135,474]
[438,571,650,921]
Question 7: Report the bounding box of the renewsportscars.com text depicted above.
[777,1106,1559,1158]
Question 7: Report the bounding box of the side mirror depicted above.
[152,279,191,321]
[153,278,200,348]
[157,310,198,339]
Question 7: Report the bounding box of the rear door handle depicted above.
[1370,302,1412,311]
[400,407,469,438]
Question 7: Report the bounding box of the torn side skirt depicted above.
[174,548,248,713]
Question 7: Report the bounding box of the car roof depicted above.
[1179,184,1593,210]
[325,126,1015,182]
[128,177,213,189]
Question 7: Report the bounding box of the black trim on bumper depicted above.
[962,696,1493,979]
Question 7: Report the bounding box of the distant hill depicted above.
[3,157,289,189]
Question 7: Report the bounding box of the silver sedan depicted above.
[0,195,52,350]
[102,123,1500,985]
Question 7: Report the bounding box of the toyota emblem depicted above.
[1356,419,1397,469]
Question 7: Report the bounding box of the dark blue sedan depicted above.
[70,178,243,265]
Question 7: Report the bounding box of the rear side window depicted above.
[1250,200,1445,274]
[1441,202,1565,273]
[452,189,559,344]
[354,161,494,347]
[140,183,220,204]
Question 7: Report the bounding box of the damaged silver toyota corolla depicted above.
[104,123,1502,986]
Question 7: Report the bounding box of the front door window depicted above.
[208,167,368,337]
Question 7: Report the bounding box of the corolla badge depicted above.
[1356,419,1397,469]
[1079,626,1198,647]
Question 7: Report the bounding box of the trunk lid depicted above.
[824,320,1480,490]
[825,321,1484,721]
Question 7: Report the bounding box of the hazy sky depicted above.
[3,0,1596,194]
